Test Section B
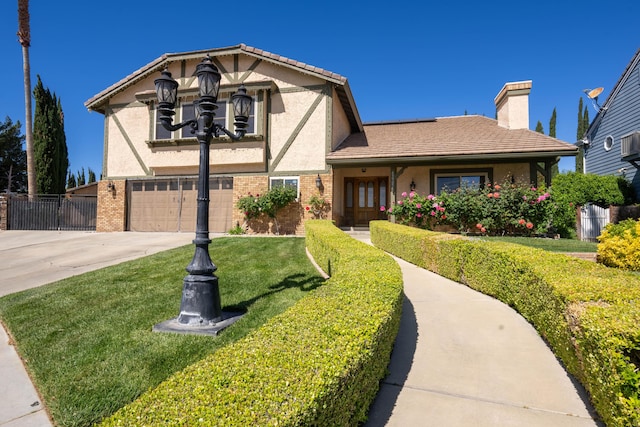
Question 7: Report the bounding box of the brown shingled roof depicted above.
[326,115,577,164]
[85,44,347,111]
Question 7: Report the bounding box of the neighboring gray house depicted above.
[582,48,640,199]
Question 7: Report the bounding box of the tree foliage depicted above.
[549,107,557,138]
[535,121,544,133]
[33,75,68,194]
[576,98,586,173]
[0,117,27,192]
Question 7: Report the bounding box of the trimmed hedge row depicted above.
[370,220,640,427]
[99,221,403,426]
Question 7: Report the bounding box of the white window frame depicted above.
[269,176,300,199]
[604,135,614,152]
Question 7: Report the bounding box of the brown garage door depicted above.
[128,177,233,232]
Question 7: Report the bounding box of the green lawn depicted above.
[0,237,324,427]
[478,236,598,252]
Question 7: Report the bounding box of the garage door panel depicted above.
[128,178,233,233]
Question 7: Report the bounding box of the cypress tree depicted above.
[77,168,86,186]
[576,98,585,173]
[577,98,584,140]
[549,108,557,138]
[535,121,544,133]
[88,168,96,183]
[33,75,68,194]
[66,171,76,189]
[583,106,590,133]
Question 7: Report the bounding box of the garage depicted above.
[128,177,234,232]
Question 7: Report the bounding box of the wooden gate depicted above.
[580,203,609,242]
[7,194,97,231]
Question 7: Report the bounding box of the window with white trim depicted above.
[270,176,299,198]
[604,135,614,152]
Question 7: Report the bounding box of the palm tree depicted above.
[18,0,35,196]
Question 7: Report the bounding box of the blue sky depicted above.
[1,0,639,178]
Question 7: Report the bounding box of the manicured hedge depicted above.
[370,220,640,427]
[99,221,403,426]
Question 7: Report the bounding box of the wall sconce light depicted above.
[315,174,322,189]
[107,181,115,192]
[410,180,416,192]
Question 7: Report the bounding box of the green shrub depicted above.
[99,221,403,427]
[551,172,637,238]
[597,218,640,270]
[371,221,640,427]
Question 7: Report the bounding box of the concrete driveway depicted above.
[0,230,200,426]
[0,231,196,297]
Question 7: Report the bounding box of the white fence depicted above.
[580,203,610,242]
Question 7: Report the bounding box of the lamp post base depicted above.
[152,274,244,336]
[153,311,244,336]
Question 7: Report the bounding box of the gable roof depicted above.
[326,115,577,165]
[585,48,640,139]
[84,43,362,131]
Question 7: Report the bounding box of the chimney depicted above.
[494,80,532,129]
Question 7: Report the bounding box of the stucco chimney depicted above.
[494,80,532,129]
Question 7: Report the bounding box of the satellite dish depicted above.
[583,87,605,111]
[586,87,604,99]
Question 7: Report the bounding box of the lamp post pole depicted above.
[152,56,252,336]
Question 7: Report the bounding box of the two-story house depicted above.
[85,44,577,234]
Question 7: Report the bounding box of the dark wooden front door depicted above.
[344,177,388,227]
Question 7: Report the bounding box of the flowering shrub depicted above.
[384,183,556,236]
[236,186,298,234]
[306,193,329,219]
[383,191,446,229]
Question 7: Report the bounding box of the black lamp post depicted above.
[153,56,252,336]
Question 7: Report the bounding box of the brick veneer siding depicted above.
[0,195,7,231]
[232,173,333,235]
[96,180,127,232]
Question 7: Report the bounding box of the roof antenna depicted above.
[583,87,604,112]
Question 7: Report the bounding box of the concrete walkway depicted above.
[0,231,603,426]
[353,234,603,427]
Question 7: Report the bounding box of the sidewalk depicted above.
[352,233,603,426]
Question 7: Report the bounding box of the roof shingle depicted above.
[327,115,577,162]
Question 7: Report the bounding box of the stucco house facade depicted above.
[582,48,640,199]
[85,44,577,234]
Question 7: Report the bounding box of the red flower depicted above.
[481,227,487,233]
[526,222,534,229]
[487,193,493,198]
[494,184,501,190]
[493,192,500,198]
[305,206,310,211]
[476,223,483,229]
[518,219,526,225]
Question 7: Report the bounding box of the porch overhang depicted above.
[326,150,577,167]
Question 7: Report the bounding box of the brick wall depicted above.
[96,180,127,232]
[233,173,333,235]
